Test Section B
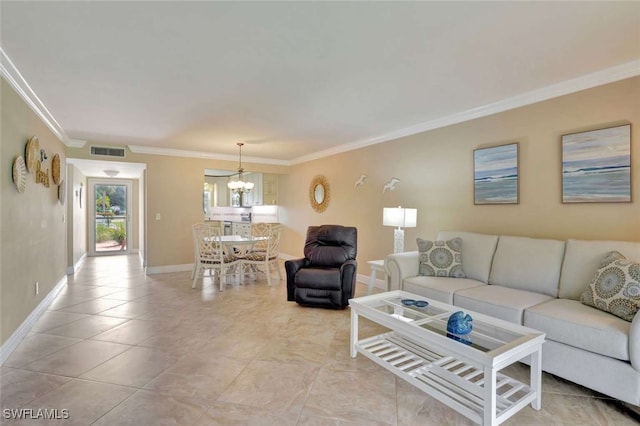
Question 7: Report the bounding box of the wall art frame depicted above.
[561,124,631,203]
[473,142,519,205]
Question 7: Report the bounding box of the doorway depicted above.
[89,179,132,256]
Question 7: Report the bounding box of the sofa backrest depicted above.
[559,239,640,300]
[489,236,565,297]
[437,231,498,283]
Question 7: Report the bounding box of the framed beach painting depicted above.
[474,143,519,205]
[562,124,631,203]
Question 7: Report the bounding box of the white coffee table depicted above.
[349,290,545,426]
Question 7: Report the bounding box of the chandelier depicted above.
[227,142,255,193]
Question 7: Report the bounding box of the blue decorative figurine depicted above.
[447,311,473,335]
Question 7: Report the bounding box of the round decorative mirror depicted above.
[309,175,330,213]
[314,184,324,203]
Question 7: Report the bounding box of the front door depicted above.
[89,179,132,256]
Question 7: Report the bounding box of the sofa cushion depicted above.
[489,236,565,297]
[559,239,640,300]
[454,285,552,324]
[417,237,466,278]
[580,251,640,322]
[403,276,486,304]
[436,231,498,283]
[525,298,630,361]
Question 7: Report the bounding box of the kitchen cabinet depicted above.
[241,173,278,206]
[231,222,251,237]
[262,173,278,205]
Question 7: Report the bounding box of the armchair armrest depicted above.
[630,310,640,372]
[340,259,358,307]
[385,251,419,291]
[284,257,309,301]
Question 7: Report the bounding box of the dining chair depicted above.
[248,222,271,253]
[191,222,225,279]
[192,223,240,290]
[242,224,282,286]
[191,224,202,280]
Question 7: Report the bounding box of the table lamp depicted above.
[383,206,417,253]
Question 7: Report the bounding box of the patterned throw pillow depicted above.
[580,251,640,322]
[417,237,466,278]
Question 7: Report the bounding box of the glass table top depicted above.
[353,293,538,354]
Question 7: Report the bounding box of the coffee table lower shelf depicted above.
[356,332,537,425]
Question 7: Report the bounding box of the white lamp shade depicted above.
[228,180,243,190]
[383,207,417,228]
[227,180,254,191]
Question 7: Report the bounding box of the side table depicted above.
[367,260,388,295]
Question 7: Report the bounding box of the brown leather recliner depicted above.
[285,225,358,309]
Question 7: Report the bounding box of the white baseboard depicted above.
[66,252,87,275]
[356,273,387,289]
[0,275,68,365]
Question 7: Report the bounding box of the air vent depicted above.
[90,146,125,158]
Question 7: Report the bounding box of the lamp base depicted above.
[393,228,405,254]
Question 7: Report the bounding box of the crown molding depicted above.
[290,59,640,165]
[3,44,637,165]
[128,145,290,166]
[0,48,70,144]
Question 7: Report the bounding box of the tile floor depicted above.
[1,255,638,425]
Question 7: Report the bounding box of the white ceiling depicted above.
[66,158,146,180]
[1,1,639,165]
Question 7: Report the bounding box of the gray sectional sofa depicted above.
[385,230,640,406]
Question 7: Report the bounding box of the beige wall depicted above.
[1,79,68,345]
[139,170,146,264]
[279,77,640,276]
[66,165,87,271]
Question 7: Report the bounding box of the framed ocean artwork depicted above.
[474,143,519,205]
[562,124,631,203]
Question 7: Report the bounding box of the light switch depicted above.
[155,213,161,221]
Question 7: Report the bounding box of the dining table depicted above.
[219,235,269,281]
[219,234,268,251]
[199,234,267,264]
